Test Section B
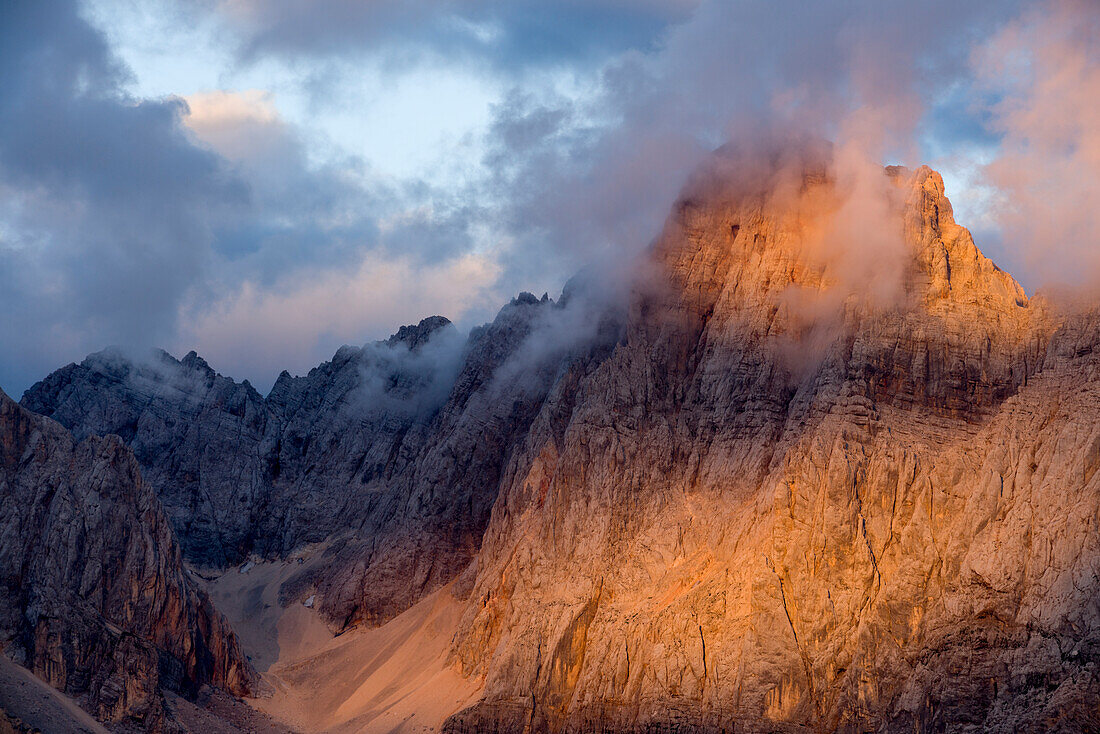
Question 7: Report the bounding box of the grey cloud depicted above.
[3,0,1082,405]
[223,0,699,70]
[350,325,468,420]
[0,0,246,394]
[0,1,489,398]
[182,91,485,291]
[477,0,1030,297]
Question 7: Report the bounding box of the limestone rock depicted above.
[20,348,269,567]
[440,156,1097,731]
[22,304,624,631]
[289,292,624,629]
[17,149,1100,733]
[20,318,463,571]
[0,390,254,730]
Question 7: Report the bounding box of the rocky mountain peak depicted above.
[0,388,254,727]
[655,154,1029,324]
[11,146,1100,733]
[436,154,1100,733]
[902,165,1029,310]
[635,152,1047,420]
[386,315,454,350]
[179,349,215,375]
[511,291,550,307]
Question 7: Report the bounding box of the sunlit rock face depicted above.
[0,390,253,729]
[441,153,1100,731]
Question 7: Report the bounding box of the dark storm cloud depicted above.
[224,0,698,69]
[0,1,244,393]
[0,1,483,396]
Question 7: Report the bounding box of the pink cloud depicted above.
[176,252,502,389]
[975,0,1100,296]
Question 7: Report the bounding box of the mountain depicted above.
[14,150,1100,732]
[441,159,1099,731]
[21,292,623,633]
[0,389,254,731]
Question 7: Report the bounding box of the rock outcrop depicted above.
[299,291,624,629]
[20,349,269,568]
[20,319,468,570]
[0,390,254,730]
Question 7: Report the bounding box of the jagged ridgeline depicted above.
[8,152,1100,732]
[20,288,622,634]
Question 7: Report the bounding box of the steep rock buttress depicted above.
[0,390,254,730]
[442,156,1097,732]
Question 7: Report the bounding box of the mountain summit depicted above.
[8,153,1100,732]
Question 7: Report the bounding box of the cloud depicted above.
[183,89,285,160]
[179,89,489,286]
[476,0,1026,297]
[0,8,496,397]
[973,0,1100,296]
[4,0,1097,401]
[350,326,468,422]
[180,88,383,276]
[0,0,245,393]
[176,252,502,390]
[217,0,699,70]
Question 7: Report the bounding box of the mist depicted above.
[974,0,1100,298]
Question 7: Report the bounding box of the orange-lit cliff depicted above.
[441,155,1097,731]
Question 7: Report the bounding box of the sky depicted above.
[0,0,1097,396]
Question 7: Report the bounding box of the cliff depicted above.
[441,159,1098,731]
[0,390,254,730]
[23,297,623,632]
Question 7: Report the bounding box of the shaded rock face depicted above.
[21,349,269,568]
[440,160,1100,731]
[23,302,625,630]
[20,319,466,571]
[303,292,625,630]
[254,317,467,572]
[0,391,253,730]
